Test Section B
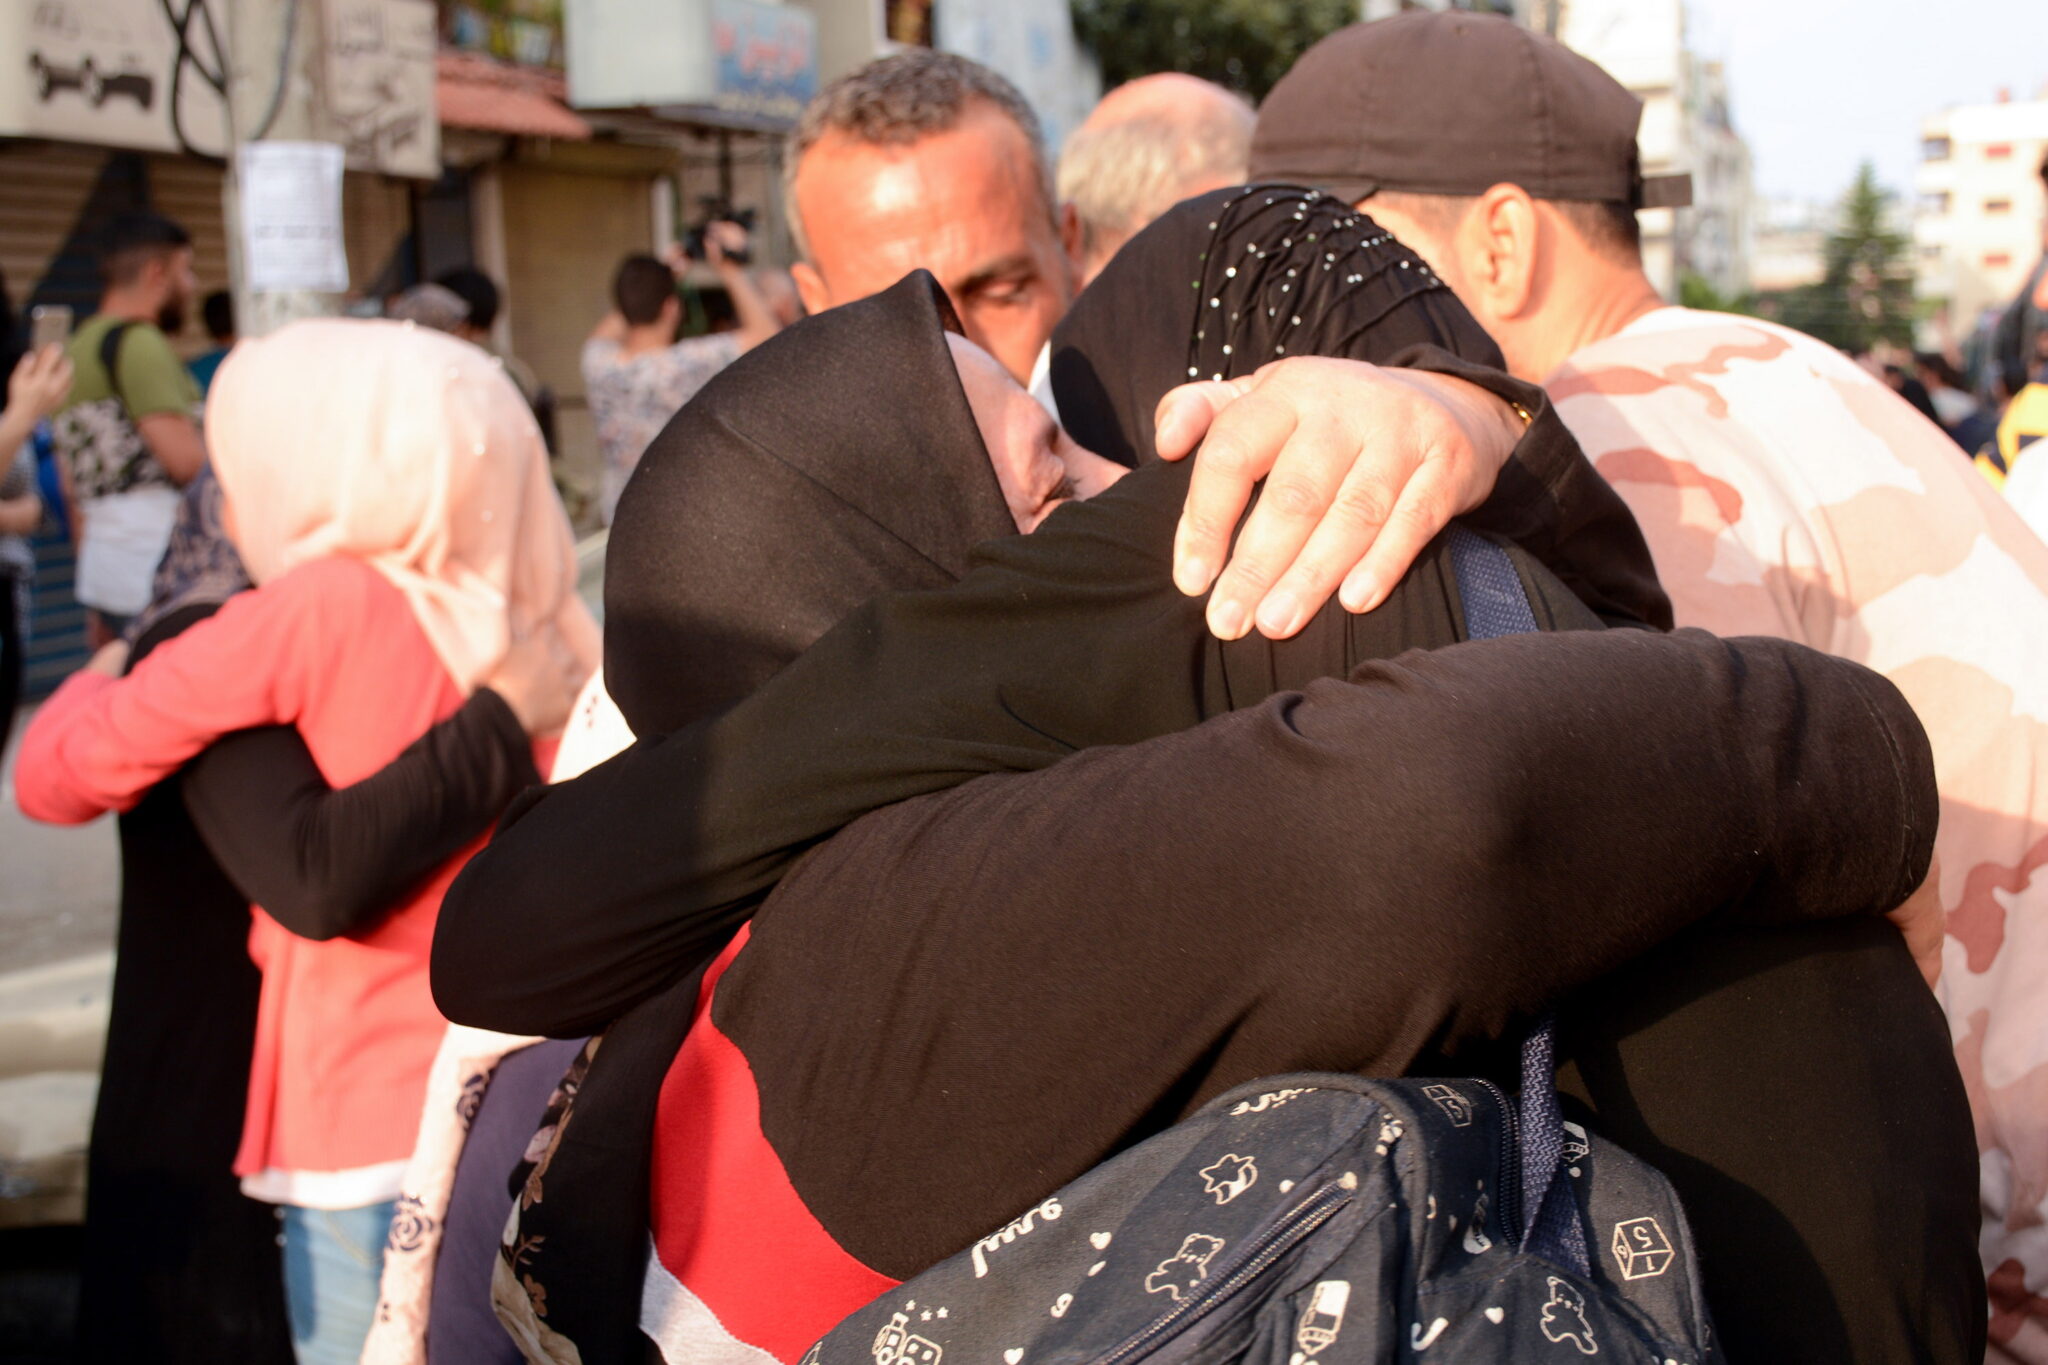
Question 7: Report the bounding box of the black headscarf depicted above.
[1052,184,1501,468]
[603,269,1015,735]
[469,273,1017,1364]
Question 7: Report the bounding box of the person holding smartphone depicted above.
[1,272,75,759]
[580,221,782,524]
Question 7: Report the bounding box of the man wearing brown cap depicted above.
[1254,12,2048,1363]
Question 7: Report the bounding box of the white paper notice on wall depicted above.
[238,142,349,293]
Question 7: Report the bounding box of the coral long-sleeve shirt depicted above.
[19,555,525,1207]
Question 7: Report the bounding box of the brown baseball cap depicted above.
[1249,11,1692,211]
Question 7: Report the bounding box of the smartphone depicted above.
[29,304,72,351]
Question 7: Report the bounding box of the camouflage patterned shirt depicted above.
[1552,306,2048,1361]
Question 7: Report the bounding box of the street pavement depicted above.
[0,704,116,1230]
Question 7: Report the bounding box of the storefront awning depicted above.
[437,52,592,142]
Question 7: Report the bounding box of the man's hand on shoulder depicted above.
[1155,357,1526,640]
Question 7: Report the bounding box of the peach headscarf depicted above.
[205,318,598,692]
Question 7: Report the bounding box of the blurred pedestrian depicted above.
[1258,13,2036,1358]
[387,282,471,334]
[1990,149,2048,399]
[1994,372,2048,541]
[1056,73,1255,289]
[582,222,779,524]
[1918,348,1997,449]
[52,212,206,645]
[65,463,573,1365]
[17,319,597,1365]
[435,266,554,452]
[785,50,1069,386]
[0,272,71,762]
[1882,361,1947,431]
[188,288,236,398]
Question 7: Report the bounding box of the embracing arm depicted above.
[184,690,541,940]
[16,558,352,823]
[437,622,1929,1037]
[729,630,1933,1260]
[1394,347,1670,630]
[1158,349,1670,637]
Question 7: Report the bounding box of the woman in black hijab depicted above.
[435,190,1664,1037]
[441,198,1966,1363]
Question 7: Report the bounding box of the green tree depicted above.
[1768,163,1915,354]
[1678,270,1755,316]
[1069,0,1361,101]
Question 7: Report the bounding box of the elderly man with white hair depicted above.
[1055,72,1257,290]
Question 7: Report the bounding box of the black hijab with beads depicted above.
[1051,183,1504,468]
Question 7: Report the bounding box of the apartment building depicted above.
[1914,88,2048,336]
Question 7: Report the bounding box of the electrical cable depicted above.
[156,0,297,159]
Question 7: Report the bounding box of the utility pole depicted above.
[221,0,345,336]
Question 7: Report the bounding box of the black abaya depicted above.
[74,607,539,1364]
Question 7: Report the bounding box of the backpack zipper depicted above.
[1095,1180,1355,1365]
[1472,1080,1521,1251]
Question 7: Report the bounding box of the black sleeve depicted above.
[1392,344,1673,631]
[716,628,1936,1274]
[435,613,1933,1037]
[184,688,541,941]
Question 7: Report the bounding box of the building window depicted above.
[1918,190,1950,215]
[1987,198,2013,214]
[886,0,933,45]
[1987,143,2014,159]
[1921,136,1952,161]
[1986,252,2013,268]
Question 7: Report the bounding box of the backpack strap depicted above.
[97,320,136,412]
[1446,525,1592,1278]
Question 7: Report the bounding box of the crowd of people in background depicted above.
[4,11,2048,1365]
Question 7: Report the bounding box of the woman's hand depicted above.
[85,639,131,678]
[486,623,582,737]
[1887,856,1944,991]
[7,344,74,423]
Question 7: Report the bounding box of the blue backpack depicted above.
[805,530,1722,1365]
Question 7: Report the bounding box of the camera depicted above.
[681,197,758,267]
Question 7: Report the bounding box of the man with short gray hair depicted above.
[1056,73,1255,288]
[783,49,1070,385]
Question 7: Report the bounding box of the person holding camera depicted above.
[583,220,782,525]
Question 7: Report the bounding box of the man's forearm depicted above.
[718,260,781,352]
[0,492,40,536]
[0,407,40,469]
[136,413,205,485]
[1394,345,1672,630]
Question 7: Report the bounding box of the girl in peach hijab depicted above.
[18,318,598,1365]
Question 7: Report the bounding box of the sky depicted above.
[1686,0,2045,205]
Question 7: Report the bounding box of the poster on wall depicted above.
[11,0,232,156]
[239,141,348,292]
[324,0,440,178]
